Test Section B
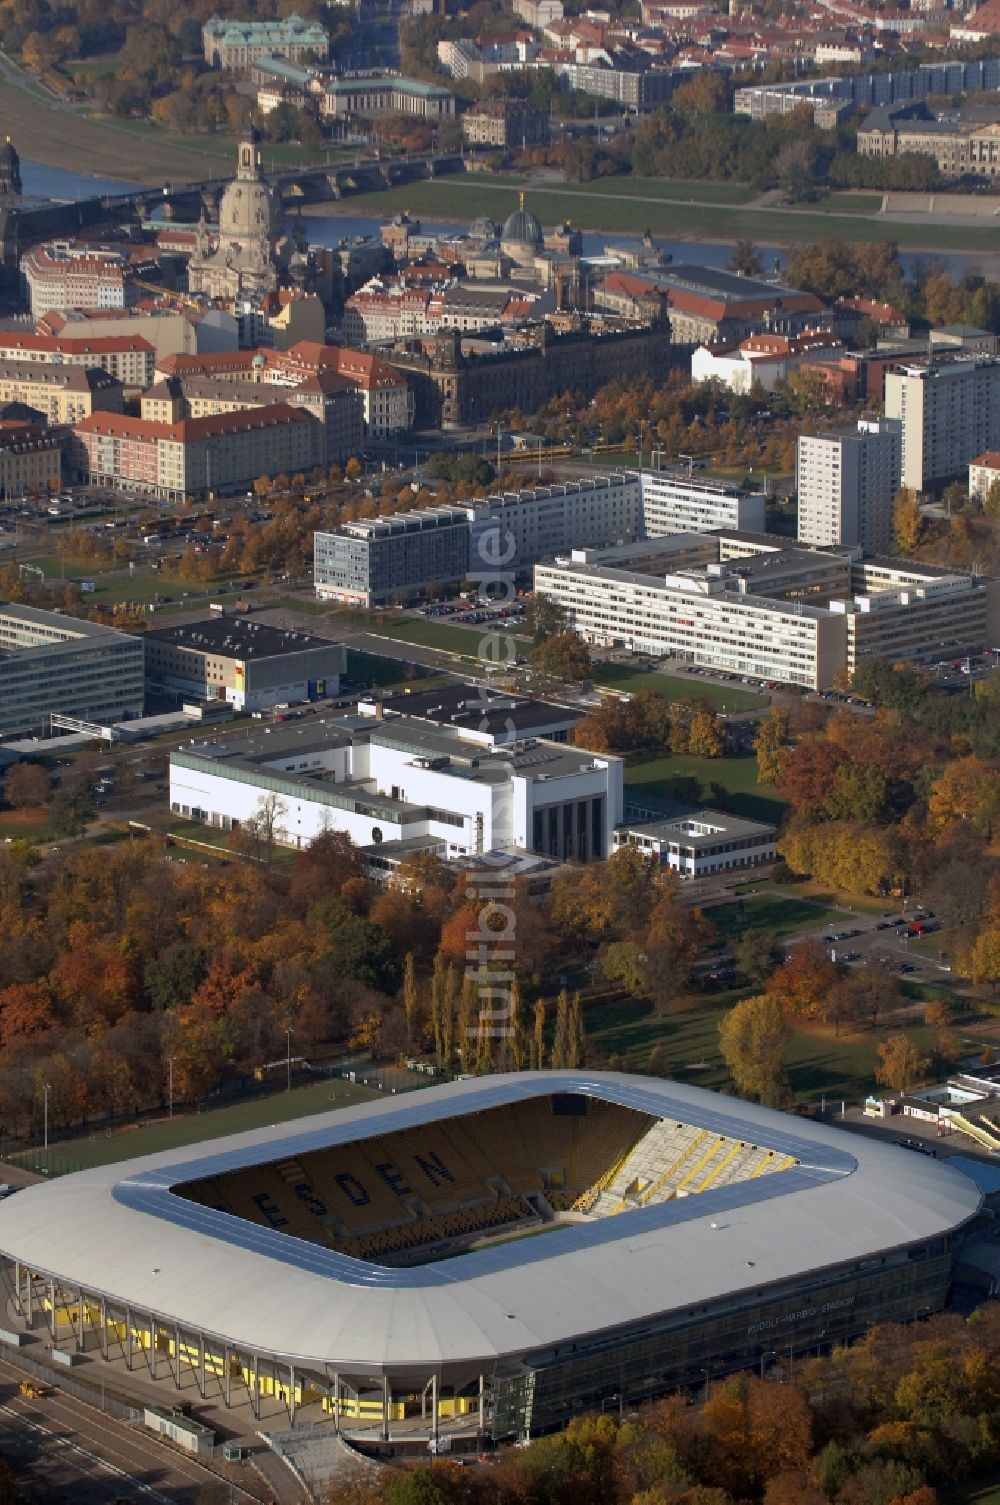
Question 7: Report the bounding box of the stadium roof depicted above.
[0,1074,981,1376]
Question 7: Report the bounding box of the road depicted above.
[0,1357,265,1504]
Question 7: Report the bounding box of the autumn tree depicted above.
[532,630,592,682]
[753,710,789,786]
[893,487,924,556]
[719,994,791,1106]
[875,1034,927,1095]
[4,761,51,810]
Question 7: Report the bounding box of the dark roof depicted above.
[378,684,582,736]
[145,616,333,661]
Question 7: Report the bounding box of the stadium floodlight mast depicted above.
[42,1083,50,1152]
[167,1055,175,1120]
[286,1029,293,1094]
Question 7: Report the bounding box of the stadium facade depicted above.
[0,1074,982,1441]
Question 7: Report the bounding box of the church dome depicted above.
[219,174,281,243]
[501,195,543,252]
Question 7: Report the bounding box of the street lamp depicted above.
[167,1055,175,1120]
[286,1028,293,1093]
[42,1083,50,1152]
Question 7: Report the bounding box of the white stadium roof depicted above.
[0,1073,982,1377]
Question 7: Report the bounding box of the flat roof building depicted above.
[640,471,767,537]
[144,616,345,712]
[884,356,1000,492]
[613,806,777,878]
[0,602,144,738]
[797,418,902,554]
[169,710,623,861]
[534,535,997,689]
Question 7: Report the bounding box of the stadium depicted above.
[0,1072,984,1443]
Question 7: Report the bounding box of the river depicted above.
[20,157,986,279]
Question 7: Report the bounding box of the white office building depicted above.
[613,808,777,878]
[639,472,766,538]
[0,603,144,738]
[534,535,998,689]
[169,707,623,863]
[534,550,848,690]
[797,418,902,553]
[884,356,1000,492]
[468,475,642,579]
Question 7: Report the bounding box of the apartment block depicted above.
[884,357,1000,491]
[142,370,363,466]
[20,242,148,317]
[157,341,413,437]
[0,361,123,425]
[462,99,550,147]
[0,602,144,738]
[797,418,902,553]
[639,472,767,537]
[72,403,321,501]
[0,422,62,496]
[0,332,155,389]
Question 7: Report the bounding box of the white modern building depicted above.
[468,474,642,578]
[613,808,777,877]
[797,418,902,553]
[884,356,1000,492]
[313,472,773,606]
[169,707,623,862]
[0,603,144,738]
[639,471,766,537]
[533,536,999,689]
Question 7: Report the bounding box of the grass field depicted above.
[7,1076,385,1176]
[346,648,447,690]
[707,893,850,944]
[372,617,531,656]
[0,808,54,841]
[624,750,787,824]
[481,171,757,206]
[596,662,766,713]
[583,990,897,1100]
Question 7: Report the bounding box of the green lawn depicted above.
[624,750,787,825]
[6,1076,387,1176]
[372,616,531,656]
[317,177,1000,252]
[707,893,849,945]
[346,648,447,689]
[596,662,766,713]
[478,171,757,207]
[823,192,883,215]
[583,991,889,1101]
